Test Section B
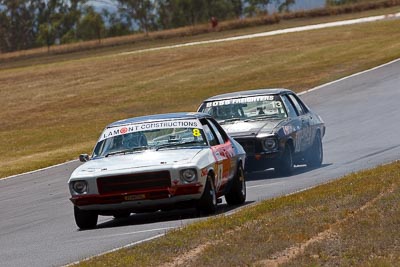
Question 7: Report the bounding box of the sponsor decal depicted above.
[205,95,275,107]
[100,119,202,141]
[120,127,128,134]
[192,128,201,137]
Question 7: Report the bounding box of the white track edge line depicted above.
[1,159,78,182]
[298,57,400,96]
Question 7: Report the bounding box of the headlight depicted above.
[263,138,277,151]
[71,180,88,194]
[180,169,197,183]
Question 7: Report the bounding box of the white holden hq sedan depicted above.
[68,112,246,229]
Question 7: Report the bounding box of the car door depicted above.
[287,94,313,152]
[201,118,233,194]
[281,94,303,153]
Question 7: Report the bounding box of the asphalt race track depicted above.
[1,59,399,267]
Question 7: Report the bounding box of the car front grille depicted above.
[237,139,256,154]
[97,171,171,195]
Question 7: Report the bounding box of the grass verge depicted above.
[74,161,400,266]
[1,10,400,178]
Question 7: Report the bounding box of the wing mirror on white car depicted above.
[79,154,90,162]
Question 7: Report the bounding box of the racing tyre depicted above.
[225,164,246,205]
[307,133,323,168]
[197,176,217,215]
[275,143,294,176]
[74,206,98,230]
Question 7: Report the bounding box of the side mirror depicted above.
[79,154,90,162]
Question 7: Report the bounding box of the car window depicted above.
[206,118,226,144]
[281,95,298,118]
[293,94,310,113]
[288,94,306,115]
[202,124,219,146]
[92,119,208,157]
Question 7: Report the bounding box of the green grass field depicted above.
[1,6,400,179]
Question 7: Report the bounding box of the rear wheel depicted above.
[197,176,217,215]
[307,133,323,168]
[225,164,246,205]
[74,206,98,230]
[275,143,294,176]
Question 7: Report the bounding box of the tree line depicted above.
[0,0,344,53]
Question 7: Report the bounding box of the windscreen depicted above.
[199,95,287,122]
[92,119,207,158]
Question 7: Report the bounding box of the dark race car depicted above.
[198,88,325,175]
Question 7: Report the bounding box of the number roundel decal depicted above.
[193,129,201,137]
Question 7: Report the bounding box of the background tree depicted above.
[118,0,156,33]
[35,0,62,50]
[0,0,89,52]
[58,0,87,43]
[102,9,131,37]
[229,0,244,18]
[278,0,295,12]
[36,22,57,51]
[76,6,105,42]
[205,0,235,21]
[244,0,272,16]
[0,10,11,52]
[156,0,174,29]
[156,0,236,29]
[156,0,208,28]
[0,0,36,52]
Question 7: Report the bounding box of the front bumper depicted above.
[70,183,203,211]
[235,137,281,171]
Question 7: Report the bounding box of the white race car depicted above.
[68,112,246,229]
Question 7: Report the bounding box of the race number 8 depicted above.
[193,129,201,137]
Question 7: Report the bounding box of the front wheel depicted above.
[197,176,217,215]
[275,143,294,176]
[225,164,246,205]
[74,206,98,230]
